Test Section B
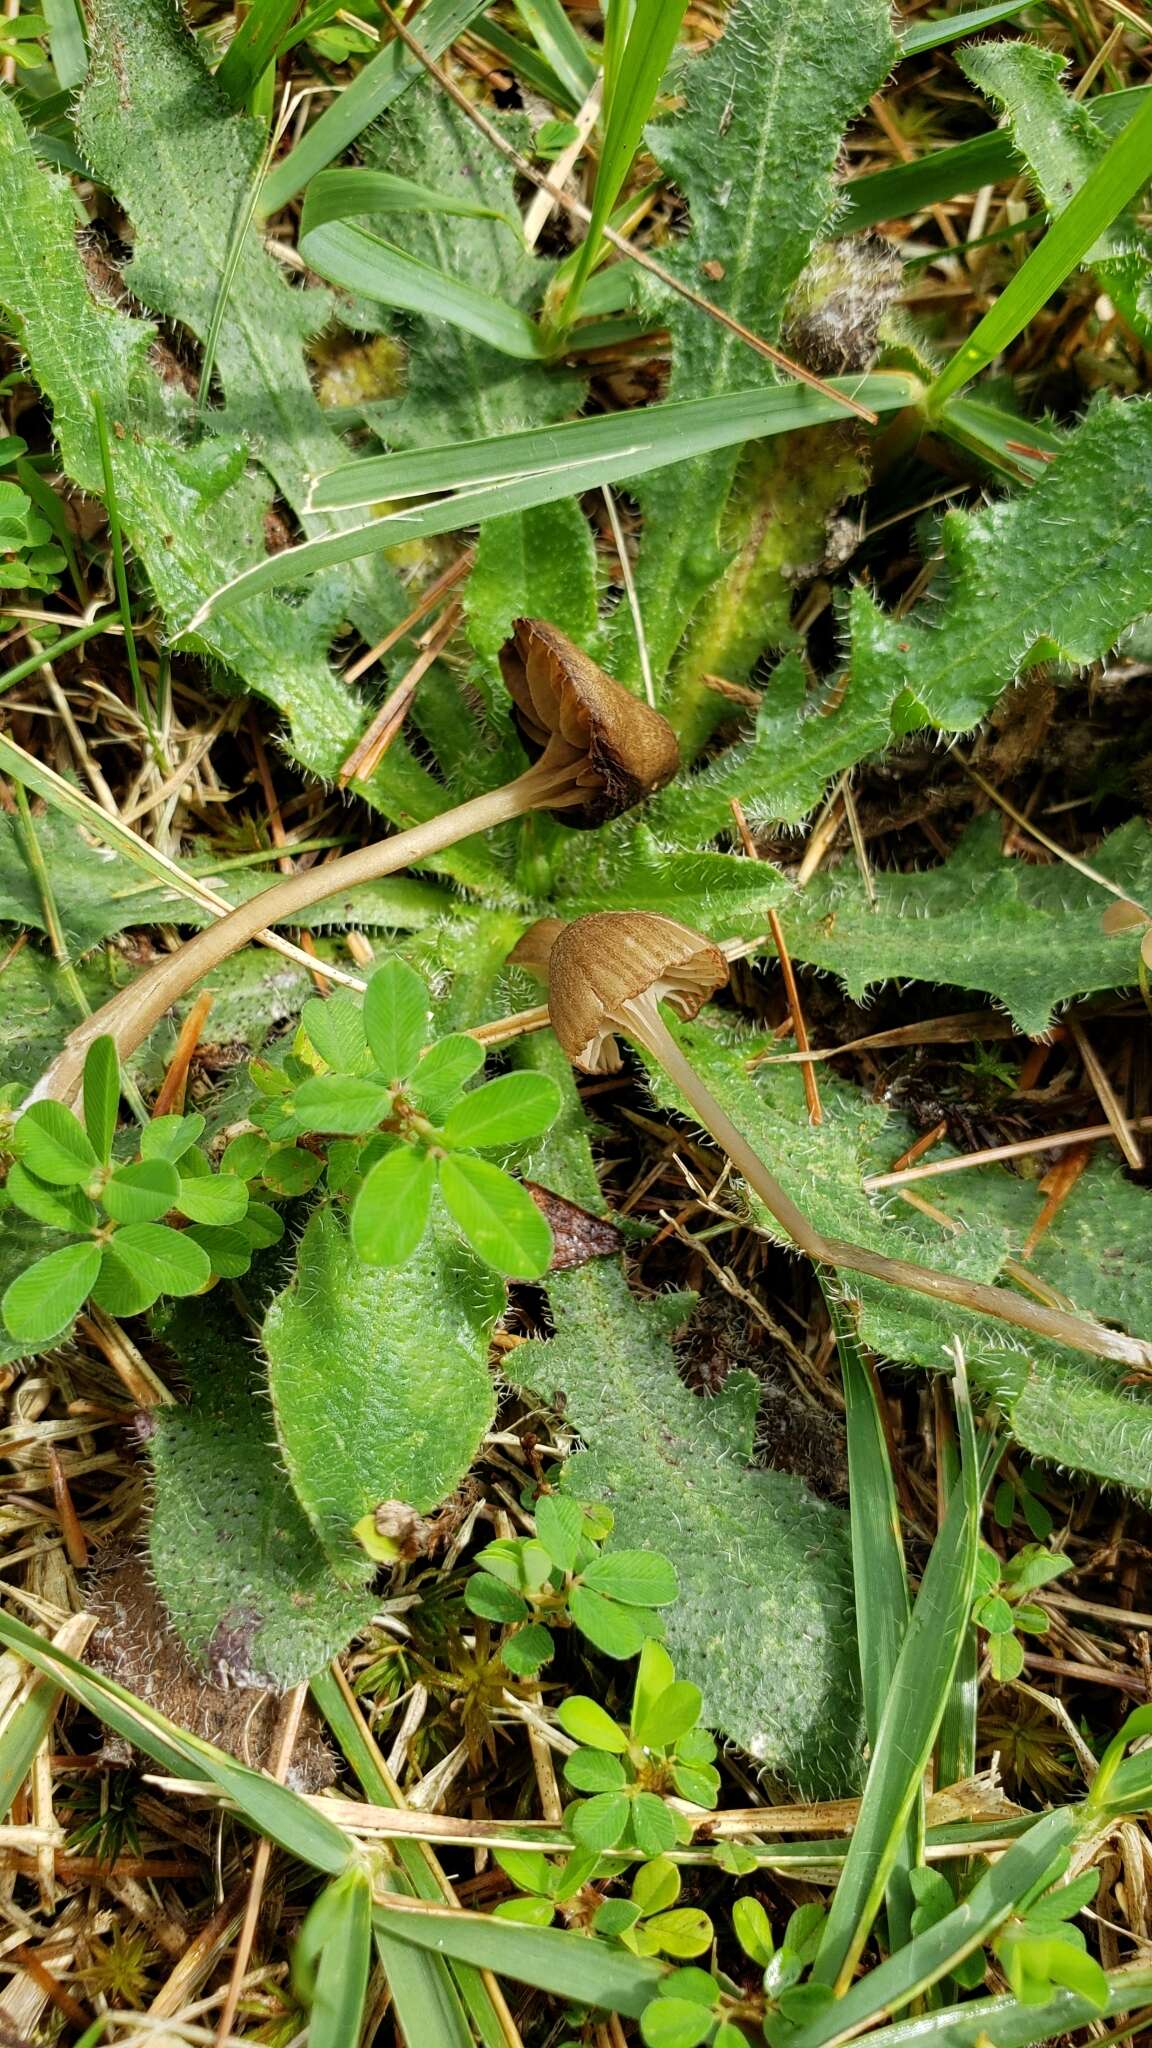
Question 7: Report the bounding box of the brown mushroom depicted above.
[33,626,679,1106]
[500,620,679,828]
[547,911,1152,1372]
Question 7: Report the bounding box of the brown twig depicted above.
[344,550,473,685]
[864,1115,1152,1190]
[766,904,822,1125]
[339,599,463,786]
[1067,1015,1143,1169]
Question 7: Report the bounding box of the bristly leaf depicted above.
[850,398,1152,731]
[263,1208,502,1575]
[510,1034,861,1794]
[149,1295,373,1685]
[622,0,897,738]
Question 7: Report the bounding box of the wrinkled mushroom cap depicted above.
[499,619,680,828]
[549,912,728,1071]
[508,916,567,980]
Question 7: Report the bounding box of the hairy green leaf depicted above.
[784,815,1152,1034]
[511,1034,861,1794]
[850,397,1152,730]
[263,1207,502,1574]
[150,1296,373,1684]
[624,0,897,742]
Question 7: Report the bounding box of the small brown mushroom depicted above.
[547,911,1152,1372]
[500,619,679,827]
[34,626,679,1106]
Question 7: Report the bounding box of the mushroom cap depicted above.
[499,619,680,828]
[548,912,728,1071]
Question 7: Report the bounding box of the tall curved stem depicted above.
[34,773,546,1107]
[635,1009,1152,1373]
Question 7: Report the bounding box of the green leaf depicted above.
[557,1697,629,1752]
[11,1099,97,1185]
[569,1791,631,1851]
[565,1750,628,1793]
[850,398,1152,732]
[568,1583,650,1659]
[351,1146,436,1267]
[630,1792,681,1858]
[173,1171,249,1226]
[82,1035,119,1164]
[784,815,1152,1035]
[442,1071,562,1151]
[95,1223,211,1314]
[263,1208,500,1574]
[633,1682,702,1750]
[631,1639,676,1740]
[362,957,430,1083]
[640,2000,713,2048]
[494,1895,557,1926]
[670,1763,719,1807]
[300,993,370,1075]
[465,1572,530,1624]
[534,1491,583,1574]
[990,1633,1026,1683]
[2,1239,101,1346]
[184,1224,252,1278]
[438,1155,553,1279]
[584,1551,679,1609]
[294,1074,395,1134]
[5,1163,97,1234]
[101,1157,180,1225]
[900,1,1027,52]
[149,1295,373,1686]
[408,1035,486,1120]
[221,1132,271,1180]
[645,1910,713,1960]
[261,1146,325,1197]
[733,1896,774,1966]
[502,1622,555,1674]
[140,1113,207,1163]
[298,221,545,364]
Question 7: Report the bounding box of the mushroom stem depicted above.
[33,764,565,1108]
[629,1000,830,1262]
[635,1004,1152,1372]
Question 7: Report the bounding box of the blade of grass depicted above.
[197,112,283,422]
[789,1807,1083,2048]
[297,217,543,358]
[900,3,1027,55]
[935,1411,978,1802]
[261,0,493,211]
[0,1616,94,1818]
[215,0,299,107]
[372,1899,667,2015]
[512,0,596,104]
[853,1965,1152,2048]
[936,393,1065,482]
[811,1349,985,1994]
[838,84,1147,233]
[927,87,1152,410]
[827,1290,921,1951]
[302,1872,373,2048]
[311,373,916,510]
[546,0,687,336]
[302,164,519,231]
[193,373,919,621]
[467,18,578,109]
[40,0,87,92]
[0,616,119,695]
[0,1614,354,1878]
[311,1668,516,2048]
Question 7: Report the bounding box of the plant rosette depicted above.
[466,1493,679,1671]
[557,1640,722,1859]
